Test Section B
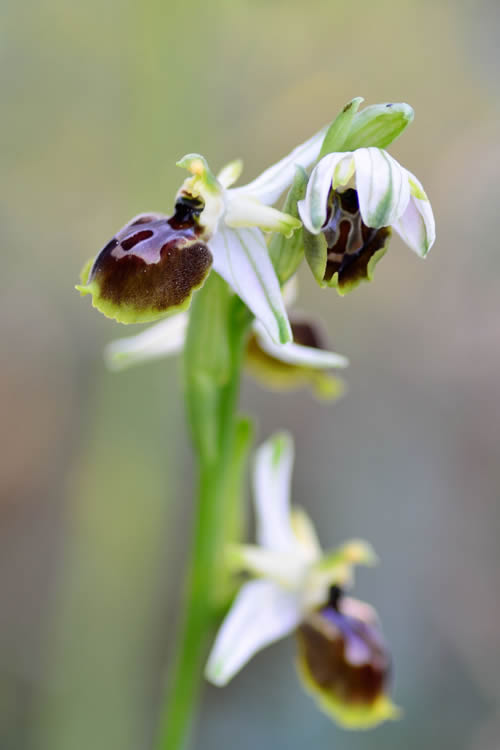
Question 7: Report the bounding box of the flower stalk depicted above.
[156,273,252,750]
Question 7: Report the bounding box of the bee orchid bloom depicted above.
[205,432,399,728]
[104,298,348,401]
[298,147,435,293]
[77,126,328,344]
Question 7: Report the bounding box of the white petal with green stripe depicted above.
[253,431,298,554]
[353,147,410,228]
[253,321,349,370]
[209,225,292,344]
[393,168,435,257]
[298,152,351,234]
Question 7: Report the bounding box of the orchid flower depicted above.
[298,147,435,293]
[104,282,348,400]
[205,432,399,728]
[77,126,328,344]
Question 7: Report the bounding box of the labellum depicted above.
[77,197,213,324]
[245,317,344,400]
[322,188,391,293]
[296,586,398,728]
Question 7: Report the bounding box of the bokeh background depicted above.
[2,0,500,748]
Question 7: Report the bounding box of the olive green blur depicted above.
[1,1,499,749]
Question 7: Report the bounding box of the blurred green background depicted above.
[2,0,500,748]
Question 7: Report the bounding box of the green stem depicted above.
[156,279,252,750]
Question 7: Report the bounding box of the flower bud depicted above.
[76,198,213,324]
[304,188,391,295]
[296,586,399,729]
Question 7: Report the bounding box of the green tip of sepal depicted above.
[343,102,414,151]
[319,97,364,158]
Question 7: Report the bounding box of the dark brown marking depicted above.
[121,230,154,251]
[290,319,326,350]
[321,188,390,290]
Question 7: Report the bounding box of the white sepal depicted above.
[298,152,351,234]
[104,313,188,370]
[353,147,410,228]
[230,125,328,206]
[209,224,292,344]
[205,579,301,686]
[253,432,298,554]
[253,321,348,370]
[393,168,435,257]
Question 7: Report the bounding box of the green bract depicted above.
[268,166,309,285]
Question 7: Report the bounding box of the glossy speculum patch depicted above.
[81,197,212,323]
[297,587,391,707]
[322,188,391,291]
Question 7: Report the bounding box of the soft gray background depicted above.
[1,0,499,748]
